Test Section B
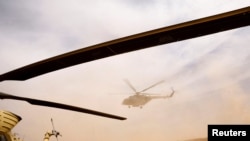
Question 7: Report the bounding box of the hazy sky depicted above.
[0,1,250,141]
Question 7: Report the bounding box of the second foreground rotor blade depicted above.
[0,92,126,120]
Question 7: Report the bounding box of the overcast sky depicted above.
[0,1,250,141]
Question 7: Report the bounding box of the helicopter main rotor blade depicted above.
[140,92,163,95]
[0,6,249,82]
[140,80,165,93]
[124,79,137,93]
[141,87,175,96]
[0,92,126,120]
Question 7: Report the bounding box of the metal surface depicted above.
[0,92,126,120]
[0,110,22,132]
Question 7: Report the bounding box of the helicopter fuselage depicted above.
[122,94,171,108]
[122,94,151,108]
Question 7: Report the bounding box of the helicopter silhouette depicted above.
[122,79,174,108]
[0,6,249,141]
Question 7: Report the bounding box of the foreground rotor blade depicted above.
[0,6,250,81]
[0,92,126,120]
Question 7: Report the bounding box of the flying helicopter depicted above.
[0,6,249,141]
[122,79,175,108]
